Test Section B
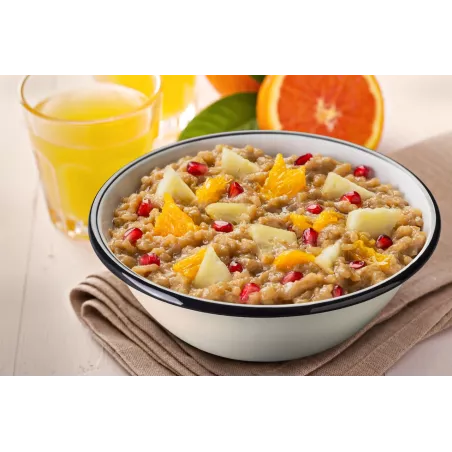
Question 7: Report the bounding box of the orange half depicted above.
[257,75,384,149]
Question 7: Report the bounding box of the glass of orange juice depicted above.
[20,75,162,239]
[95,75,197,142]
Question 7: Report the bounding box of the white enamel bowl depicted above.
[89,131,440,362]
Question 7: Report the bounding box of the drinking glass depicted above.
[21,75,162,239]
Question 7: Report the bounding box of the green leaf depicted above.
[249,75,266,83]
[179,92,258,141]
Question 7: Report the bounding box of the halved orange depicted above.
[257,75,384,149]
[206,75,261,96]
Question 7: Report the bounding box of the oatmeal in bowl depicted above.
[108,144,427,305]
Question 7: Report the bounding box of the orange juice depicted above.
[23,80,161,238]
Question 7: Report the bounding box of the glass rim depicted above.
[19,75,162,125]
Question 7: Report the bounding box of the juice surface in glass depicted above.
[22,76,161,238]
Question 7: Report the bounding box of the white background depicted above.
[1,75,452,376]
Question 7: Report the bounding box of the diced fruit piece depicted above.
[205,203,253,224]
[154,194,197,237]
[312,211,344,232]
[332,285,345,297]
[196,175,229,204]
[302,228,319,246]
[322,172,375,200]
[137,199,152,217]
[295,153,313,166]
[354,165,372,179]
[187,161,208,176]
[261,154,306,199]
[123,227,143,244]
[240,283,260,303]
[281,271,303,285]
[228,261,243,273]
[340,191,362,205]
[221,148,260,178]
[228,181,244,198]
[347,240,390,268]
[306,203,323,214]
[138,253,160,266]
[274,250,315,270]
[289,213,312,231]
[350,260,366,269]
[212,221,233,233]
[193,246,232,289]
[249,224,297,252]
[156,167,196,204]
[376,234,393,250]
[314,242,341,273]
[346,208,402,238]
[173,248,207,281]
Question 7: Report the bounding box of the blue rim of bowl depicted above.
[89,131,441,318]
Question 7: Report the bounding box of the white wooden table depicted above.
[2,75,451,376]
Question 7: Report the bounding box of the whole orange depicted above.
[206,75,261,96]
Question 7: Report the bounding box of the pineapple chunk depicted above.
[346,208,402,238]
[322,172,375,200]
[222,148,259,178]
[205,203,253,224]
[315,242,341,273]
[156,167,196,204]
[193,246,232,289]
[248,224,297,252]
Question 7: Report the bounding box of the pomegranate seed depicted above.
[281,271,303,285]
[332,285,345,298]
[350,260,366,269]
[137,199,152,217]
[228,261,243,273]
[123,227,143,244]
[306,203,323,214]
[354,165,371,179]
[295,153,313,166]
[240,283,260,303]
[187,161,208,176]
[228,181,244,198]
[212,221,233,233]
[302,228,318,246]
[340,191,362,205]
[376,234,393,249]
[138,253,160,266]
[287,225,294,232]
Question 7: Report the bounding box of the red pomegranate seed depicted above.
[302,228,318,246]
[240,283,260,303]
[137,199,152,217]
[295,153,313,166]
[212,221,233,233]
[340,191,362,205]
[376,234,393,249]
[287,225,294,232]
[306,203,323,214]
[228,181,244,198]
[123,227,143,244]
[350,260,366,269]
[281,271,303,285]
[187,161,208,176]
[228,261,243,273]
[138,253,160,266]
[332,285,345,298]
[354,165,371,179]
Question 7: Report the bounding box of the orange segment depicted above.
[154,194,197,237]
[173,248,207,280]
[196,175,230,204]
[261,154,306,199]
[206,75,261,96]
[274,250,315,270]
[348,240,390,268]
[312,211,344,232]
[289,213,312,230]
[257,75,384,150]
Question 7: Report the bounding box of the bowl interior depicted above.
[92,131,438,307]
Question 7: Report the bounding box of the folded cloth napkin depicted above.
[70,134,452,376]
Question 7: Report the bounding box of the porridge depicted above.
[109,145,426,305]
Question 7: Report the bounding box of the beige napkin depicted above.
[70,134,452,376]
